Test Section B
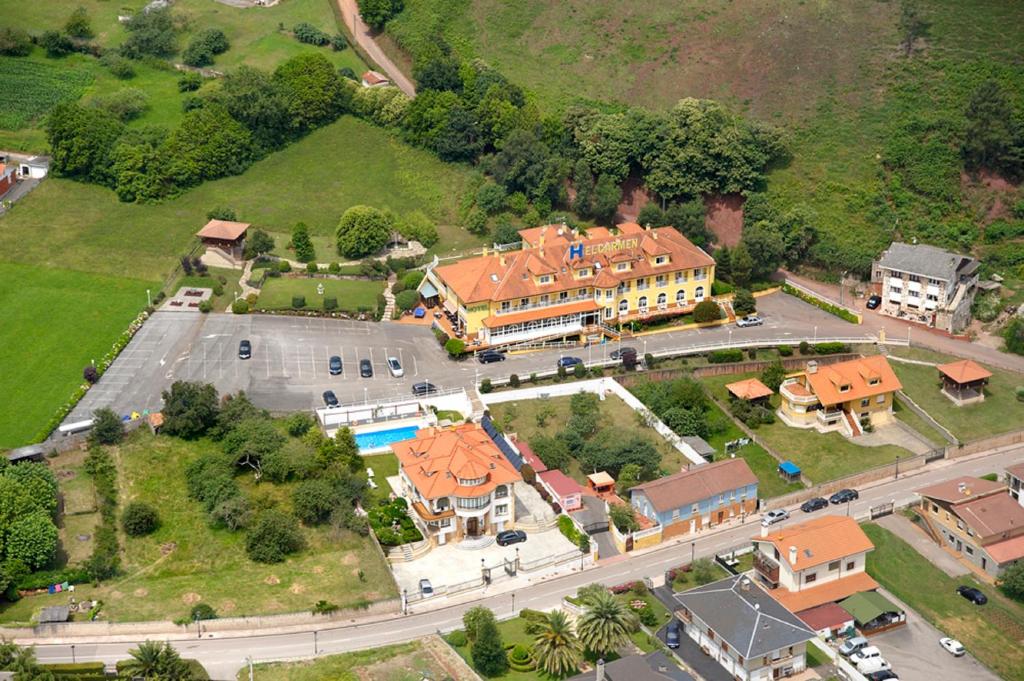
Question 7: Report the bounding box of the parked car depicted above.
[610,347,637,361]
[956,585,987,605]
[761,509,789,527]
[328,355,342,375]
[412,382,438,396]
[419,579,433,596]
[387,356,404,377]
[665,620,680,649]
[830,488,859,504]
[322,390,338,407]
[864,670,899,681]
[477,349,506,364]
[839,636,870,657]
[940,637,965,657]
[800,497,829,513]
[857,658,892,675]
[238,340,252,360]
[866,295,882,310]
[496,530,527,547]
[557,356,583,369]
[359,359,373,378]
[736,314,764,328]
[850,646,882,666]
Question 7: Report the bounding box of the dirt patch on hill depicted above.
[705,193,744,247]
[181,592,201,605]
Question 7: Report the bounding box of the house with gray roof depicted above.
[872,241,979,333]
[673,575,815,681]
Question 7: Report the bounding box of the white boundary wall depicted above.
[480,378,706,467]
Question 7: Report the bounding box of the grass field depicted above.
[892,397,948,448]
[0,263,154,448]
[0,431,397,623]
[0,116,475,282]
[863,523,1024,681]
[243,641,438,681]
[701,373,913,484]
[256,276,383,312]
[887,348,1024,442]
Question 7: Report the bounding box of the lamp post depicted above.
[511,592,516,616]
[895,456,900,480]
[728,329,732,347]
[71,645,76,664]
[314,630,319,656]
[146,289,151,307]
[691,541,695,564]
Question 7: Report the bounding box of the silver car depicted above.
[736,314,764,327]
[761,509,789,527]
[387,356,404,378]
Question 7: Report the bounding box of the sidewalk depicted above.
[874,514,968,577]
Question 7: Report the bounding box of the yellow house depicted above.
[419,222,715,347]
[777,356,902,437]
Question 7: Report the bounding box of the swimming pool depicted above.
[354,425,420,452]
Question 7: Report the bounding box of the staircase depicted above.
[381,273,397,320]
[457,535,495,551]
[844,411,862,437]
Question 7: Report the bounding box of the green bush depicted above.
[445,338,466,357]
[480,378,493,393]
[245,511,304,563]
[693,299,723,323]
[121,501,159,537]
[558,515,582,545]
[814,342,851,355]
[708,348,743,364]
[190,603,217,621]
[231,299,249,314]
[278,260,292,273]
[509,374,520,388]
[446,630,468,647]
[198,300,213,313]
[639,605,658,626]
[291,295,306,309]
[778,345,793,357]
[782,283,859,323]
[573,362,586,379]
[395,289,419,310]
[980,473,999,482]
[306,262,319,274]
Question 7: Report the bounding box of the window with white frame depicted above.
[657,293,667,307]
[638,296,648,311]
[676,290,686,304]
[619,299,629,313]
[695,286,705,301]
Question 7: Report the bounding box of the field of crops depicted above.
[0,57,94,129]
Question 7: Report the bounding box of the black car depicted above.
[477,349,506,364]
[322,390,338,407]
[801,497,829,513]
[496,530,527,547]
[610,347,637,361]
[359,359,373,378]
[557,356,583,369]
[830,488,859,504]
[238,340,252,360]
[864,671,898,681]
[412,381,438,396]
[957,585,988,605]
[665,620,680,649]
[866,295,882,310]
[328,355,342,375]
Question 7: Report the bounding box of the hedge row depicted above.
[782,283,860,324]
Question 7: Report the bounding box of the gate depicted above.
[869,502,894,520]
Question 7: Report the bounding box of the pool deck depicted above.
[353,415,436,454]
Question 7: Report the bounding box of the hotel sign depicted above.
[569,238,640,260]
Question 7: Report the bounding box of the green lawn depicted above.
[242,641,434,681]
[701,373,913,485]
[888,348,1024,443]
[256,276,383,312]
[862,523,1024,681]
[363,452,399,505]
[172,267,244,312]
[0,430,396,623]
[0,263,154,448]
[0,116,475,282]
[892,396,948,448]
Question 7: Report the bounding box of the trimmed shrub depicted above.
[231,299,249,314]
[573,362,586,379]
[799,340,811,355]
[445,338,466,357]
[509,374,520,388]
[693,299,722,323]
[814,342,851,355]
[708,348,743,364]
[480,378,493,394]
[323,297,338,311]
[395,290,419,311]
[446,630,468,647]
[782,283,859,323]
[306,262,319,274]
[190,603,217,621]
[278,260,292,273]
[198,300,213,313]
[291,295,306,309]
[121,502,159,536]
[778,345,793,357]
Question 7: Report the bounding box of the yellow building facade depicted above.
[420,222,715,347]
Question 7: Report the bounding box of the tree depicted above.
[665,199,711,248]
[578,433,660,479]
[46,103,124,186]
[760,361,786,392]
[244,229,275,259]
[190,603,217,621]
[184,28,229,66]
[245,510,304,563]
[661,407,709,439]
[292,479,342,525]
[691,557,718,585]
[742,223,786,281]
[962,80,1023,179]
[608,504,639,533]
[10,645,53,681]
[1005,318,1024,356]
[222,417,286,473]
[122,502,159,536]
[90,407,124,446]
[162,104,254,189]
[395,290,419,311]
[122,641,191,681]
[471,614,508,677]
[481,127,560,201]
[161,381,220,439]
[292,22,329,46]
[40,31,74,58]
[998,560,1024,602]
[463,605,496,641]
[592,174,620,223]
[476,182,507,214]
[898,0,929,57]
[6,511,58,570]
[0,27,32,57]
[532,610,583,678]
[274,52,349,132]
[290,222,316,262]
[693,299,722,323]
[571,159,595,217]
[414,54,462,93]
[358,0,405,30]
[214,66,290,153]
[732,288,756,316]
[576,588,638,657]
[530,434,571,470]
[336,205,392,258]
[88,87,150,122]
[729,243,753,287]
[121,7,178,59]
[65,7,94,39]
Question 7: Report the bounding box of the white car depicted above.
[761,509,789,527]
[940,637,965,657]
[857,658,892,675]
[736,314,764,327]
[387,356,404,378]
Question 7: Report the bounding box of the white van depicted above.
[857,657,892,675]
[850,646,882,665]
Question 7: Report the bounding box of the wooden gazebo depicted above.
[726,377,774,405]
[936,359,991,406]
[196,219,250,268]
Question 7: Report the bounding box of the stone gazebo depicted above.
[196,219,250,270]
[936,359,991,406]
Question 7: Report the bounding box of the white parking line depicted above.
[309,345,317,379]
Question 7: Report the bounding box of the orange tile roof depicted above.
[769,572,879,613]
[985,533,1024,564]
[481,299,600,328]
[803,355,902,407]
[953,492,1024,539]
[727,378,774,401]
[756,516,875,571]
[916,476,1004,504]
[1007,463,1024,481]
[588,471,615,487]
[797,602,855,631]
[362,70,389,85]
[433,223,714,305]
[632,459,757,512]
[937,359,992,384]
[392,424,521,500]
[196,219,250,240]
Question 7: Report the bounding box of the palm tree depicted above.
[121,641,165,679]
[576,589,639,658]
[532,610,583,678]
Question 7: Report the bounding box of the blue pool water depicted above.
[355,425,420,451]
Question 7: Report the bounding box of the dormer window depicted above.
[655,256,667,265]
[458,475,487,486]
[539,275,551,284]
[616,262,628,271]
[579,268,589,277]
[839,384,850,393]
[868,377,880,386]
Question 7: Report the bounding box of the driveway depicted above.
[875,514,969,577]
[336,0,416,96]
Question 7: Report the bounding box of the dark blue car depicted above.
[557,356,583,369]
[666,620,680,649]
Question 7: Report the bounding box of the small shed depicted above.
[587,471,616,496]
[361,70,391,88]
[936,359,991,406]
[38,605,70,624]
[539,469,584,512]
[839,591,905,634]
[778,460,801,482]
[681,435,715,463]
[6,444,45,464]
[726,378,774,404]
[196,219,250,268]
[797,602,855,639]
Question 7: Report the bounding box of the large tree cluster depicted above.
[0,461,60,592]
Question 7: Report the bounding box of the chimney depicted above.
[500,253,506,267]
[789,546,797,566]
[806,360,818,375]
[596,658,605,681]
[539,226,547,257]
[482,245,489,257]
[760,525,769,538]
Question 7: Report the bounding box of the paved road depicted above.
[23,445,1023,680]
[336,0,416,97]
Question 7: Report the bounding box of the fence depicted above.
[945,428,1024,458]
[782,279,862,323]
[894,391,956,444]
[616,354,859,387]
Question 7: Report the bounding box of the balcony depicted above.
[780,380,818,406]
[817,408,844,426]
[496,293,591,316]
[753,552,780,587]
